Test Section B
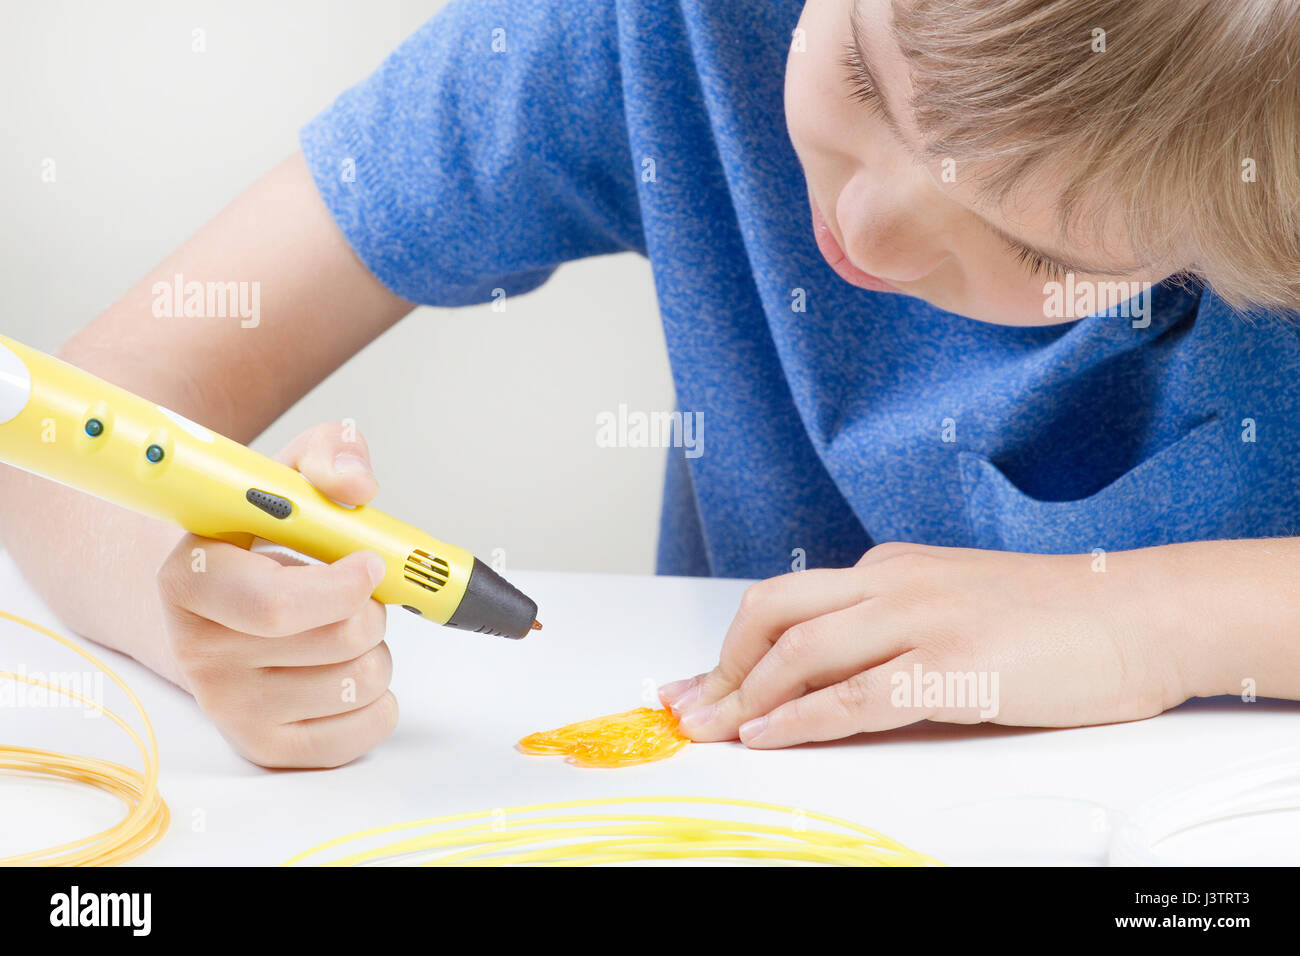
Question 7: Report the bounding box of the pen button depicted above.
[246,488,293,519]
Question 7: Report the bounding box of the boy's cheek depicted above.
[783,2,857,157]
[916,254,1074,328]
[782,52,828,160]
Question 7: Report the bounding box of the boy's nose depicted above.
[836,174,948,284]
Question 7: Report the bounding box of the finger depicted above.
[269,690,400,769]
[666,568,870,714]
[677,600,911,742]
[161,592,386,679]
[658,673,707,709]
[161,540,385,636]
[738,649,935,748]
[251,600,387,667]
[257,642,394,722]
[274,420,379,507]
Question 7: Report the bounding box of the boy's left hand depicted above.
[660,542,1221,748]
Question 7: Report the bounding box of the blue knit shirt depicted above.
[301,0,1300,579]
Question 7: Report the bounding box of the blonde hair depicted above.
[892,0,1300,311]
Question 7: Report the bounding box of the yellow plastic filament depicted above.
[517,706,689,768]
[285,795,942,867]
[0,609,169,866]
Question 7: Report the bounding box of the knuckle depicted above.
[351,642,393,690]
[833,672,873,718]
[875,548,932,579]
[373,691,400,735]
[774,620,820,662]
[787,692,817,728]
[860,545,940,594]
[244,584,295,636]
[349,562,382,604]
[860,541,918,565]
[736,581,772,621]
[909,639,956,676]
[697,664,736,699]
[337,604,386,659]
[366,598,388,632]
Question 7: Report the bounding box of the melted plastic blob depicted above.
[517,706,689,768]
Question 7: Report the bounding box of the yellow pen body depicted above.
[0,334,537,637]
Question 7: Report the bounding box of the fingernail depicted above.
[678,703,715,734]
[333,453,372,475]
[739,716,767,745]
[362,553,386,588]
[669,685,702,716]
[658,678,695,706]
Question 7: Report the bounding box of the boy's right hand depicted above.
[156,422,398,768]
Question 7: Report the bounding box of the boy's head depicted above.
[785,0,1300,325]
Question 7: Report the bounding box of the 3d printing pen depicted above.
[0,333,541,639]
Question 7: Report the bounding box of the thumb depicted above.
[275,421,379,507]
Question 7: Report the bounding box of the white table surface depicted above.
[2,549,1297,866]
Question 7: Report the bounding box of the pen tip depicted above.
[531,619,543,631]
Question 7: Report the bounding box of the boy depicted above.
[3,0,1298,767]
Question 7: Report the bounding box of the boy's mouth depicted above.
[810,198,904,294]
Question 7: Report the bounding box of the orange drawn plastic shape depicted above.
[517,706,689,768]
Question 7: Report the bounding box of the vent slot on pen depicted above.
[404,549,450,593]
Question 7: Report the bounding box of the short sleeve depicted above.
[299,0,644,306]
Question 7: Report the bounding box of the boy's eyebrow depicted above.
[849,2,1150,278]
[847,2,911,146]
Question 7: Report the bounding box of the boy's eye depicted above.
[1008,241,1070,283]
[838,34,1074,288]
[840,42,880,109]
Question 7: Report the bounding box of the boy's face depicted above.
[785,0,1181,325]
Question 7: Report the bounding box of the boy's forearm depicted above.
[1151,537,1300,701]
[55,152,414,446]
[0,151,412,683]
[0,467,188,686]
